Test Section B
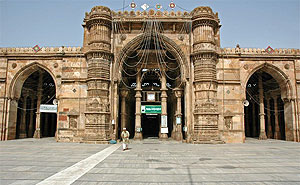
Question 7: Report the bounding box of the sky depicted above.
[0,0,299,49]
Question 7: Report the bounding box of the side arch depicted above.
[9,62,58,100]
[243,62,296,141]
[243,63,293,101]
[5,62,58,140]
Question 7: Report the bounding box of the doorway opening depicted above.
[244,71,286,140]
[15,69,57,139]
[142,114,160,138]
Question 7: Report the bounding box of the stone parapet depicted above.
[221,48,300,56]
[0,47,82,55]
[112,10,192,19]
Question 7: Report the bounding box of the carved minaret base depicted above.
[191,7,223,144]
[84,58,112,144]
[83,6,113,144]
[192,54,223,144]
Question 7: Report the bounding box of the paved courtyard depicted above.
[0,138,299,185]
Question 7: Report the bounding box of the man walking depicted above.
[121,128,130,151]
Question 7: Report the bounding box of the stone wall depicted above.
[0,47,87,142]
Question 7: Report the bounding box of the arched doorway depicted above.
[7,65,57,140]
[115,22,187,141]
[244,65,295,141]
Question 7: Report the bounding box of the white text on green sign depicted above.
[141,105,162,114]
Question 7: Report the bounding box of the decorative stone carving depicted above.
[224,111,234,130]
[12,63,17,69]
[284,64,290,70]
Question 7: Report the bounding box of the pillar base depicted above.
[159,133,168,140]
[33,129,41,139]
[175,132,183,141]
[19,133,27,139]
[171,130,176,139]
[134,132,143,140]
[267,132,273,139]
[258,132,267,140]
[274,132,281,140]
[186,134,192,143]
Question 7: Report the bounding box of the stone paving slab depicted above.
[0,138,108,185]
[76,138,300,184]
[0,138,300,185]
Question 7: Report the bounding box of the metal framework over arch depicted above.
[115,33,189,82]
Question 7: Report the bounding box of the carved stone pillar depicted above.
[120,89,128,130]
[160,73,168,140]
[252,101,257,137]
[28,97,35,137]
[134,72,142,140]
[19,95,28,139]
[266,98,273,138]
[174,88,183,141]
[273,96,281,139]
[191,6,222,143]
[34,71,43,139]
[83,6,113,143]
[258,73,267,140]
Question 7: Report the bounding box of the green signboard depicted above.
[141,105,162,114]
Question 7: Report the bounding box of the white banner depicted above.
[161,115,167,127]
[40,104,57,113]
[161,127,168,134]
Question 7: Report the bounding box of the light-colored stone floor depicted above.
[0,137,300,185]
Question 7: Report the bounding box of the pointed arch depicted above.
[9,62,58,99]
[115,33,189,82]
[244,63,293,101]
[243,63,296,141]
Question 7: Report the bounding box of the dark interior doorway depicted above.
[16,69,57,139]
[142,114,159,138]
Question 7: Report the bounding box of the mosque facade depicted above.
[0,5,299,143]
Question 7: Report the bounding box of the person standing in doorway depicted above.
[121,128,130,151]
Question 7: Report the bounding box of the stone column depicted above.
[134,71,142,140]
[252,102,257,137]
[245,105,250,137]
[112,82,118,140]
[4,98,12,140]
[19,95,28,139]
[28,97,35,138]
[120,89,128,130]
[34,71,43,139]
[258,73,267,140]
[266,98,273,138]
[160,73,168,140]
[273,96,281,139]
[174,88,183,141]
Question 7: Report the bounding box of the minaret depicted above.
[83,6,113,143]
[191,7,223,143]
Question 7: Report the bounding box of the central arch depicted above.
[115,33,189,81]
[113,33,188,141]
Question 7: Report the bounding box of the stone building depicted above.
[0,6,299,143]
